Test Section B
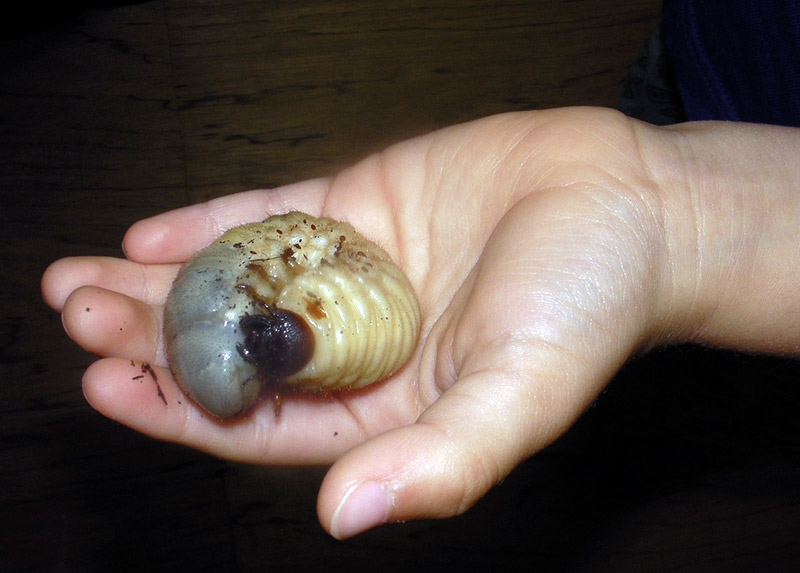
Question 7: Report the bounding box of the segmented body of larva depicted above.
[163,211,421,419]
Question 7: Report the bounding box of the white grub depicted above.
[163,212,420,419]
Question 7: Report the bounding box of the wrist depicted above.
[639,120,800,354]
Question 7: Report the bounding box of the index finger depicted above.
[123,180,330,264]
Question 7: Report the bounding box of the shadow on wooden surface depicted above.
[3,1,800,570]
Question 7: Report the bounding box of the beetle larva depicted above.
[163,211,421,419]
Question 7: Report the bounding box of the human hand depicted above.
[41,108,800,538]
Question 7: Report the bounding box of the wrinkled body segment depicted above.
[163,212,421,419]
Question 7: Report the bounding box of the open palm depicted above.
[43,108,693,537]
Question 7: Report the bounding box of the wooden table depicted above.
[3,1,800,570]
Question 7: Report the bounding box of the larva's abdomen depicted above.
[163,211,421,418]
[277,258,419,390]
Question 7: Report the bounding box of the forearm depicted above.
[641,120,800,354]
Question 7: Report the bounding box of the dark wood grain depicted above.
[4,1,800,571]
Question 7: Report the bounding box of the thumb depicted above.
[316,182,661,538]
[317,345,620,539]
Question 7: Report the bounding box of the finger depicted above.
[123,180,330,264]
[82,357,390,464]
[62,285,163,364]
[317,342,614,539]
[42,256,178,311]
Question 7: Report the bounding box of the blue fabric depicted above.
[662,0,800,126]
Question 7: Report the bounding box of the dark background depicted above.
[2,1,800,570]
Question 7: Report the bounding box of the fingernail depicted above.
[330,481,393,540]
[60,312,71,338]
[81,385,97,411]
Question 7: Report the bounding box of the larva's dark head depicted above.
[236,309,315,378]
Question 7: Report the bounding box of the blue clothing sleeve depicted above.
[662,0,800,126]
